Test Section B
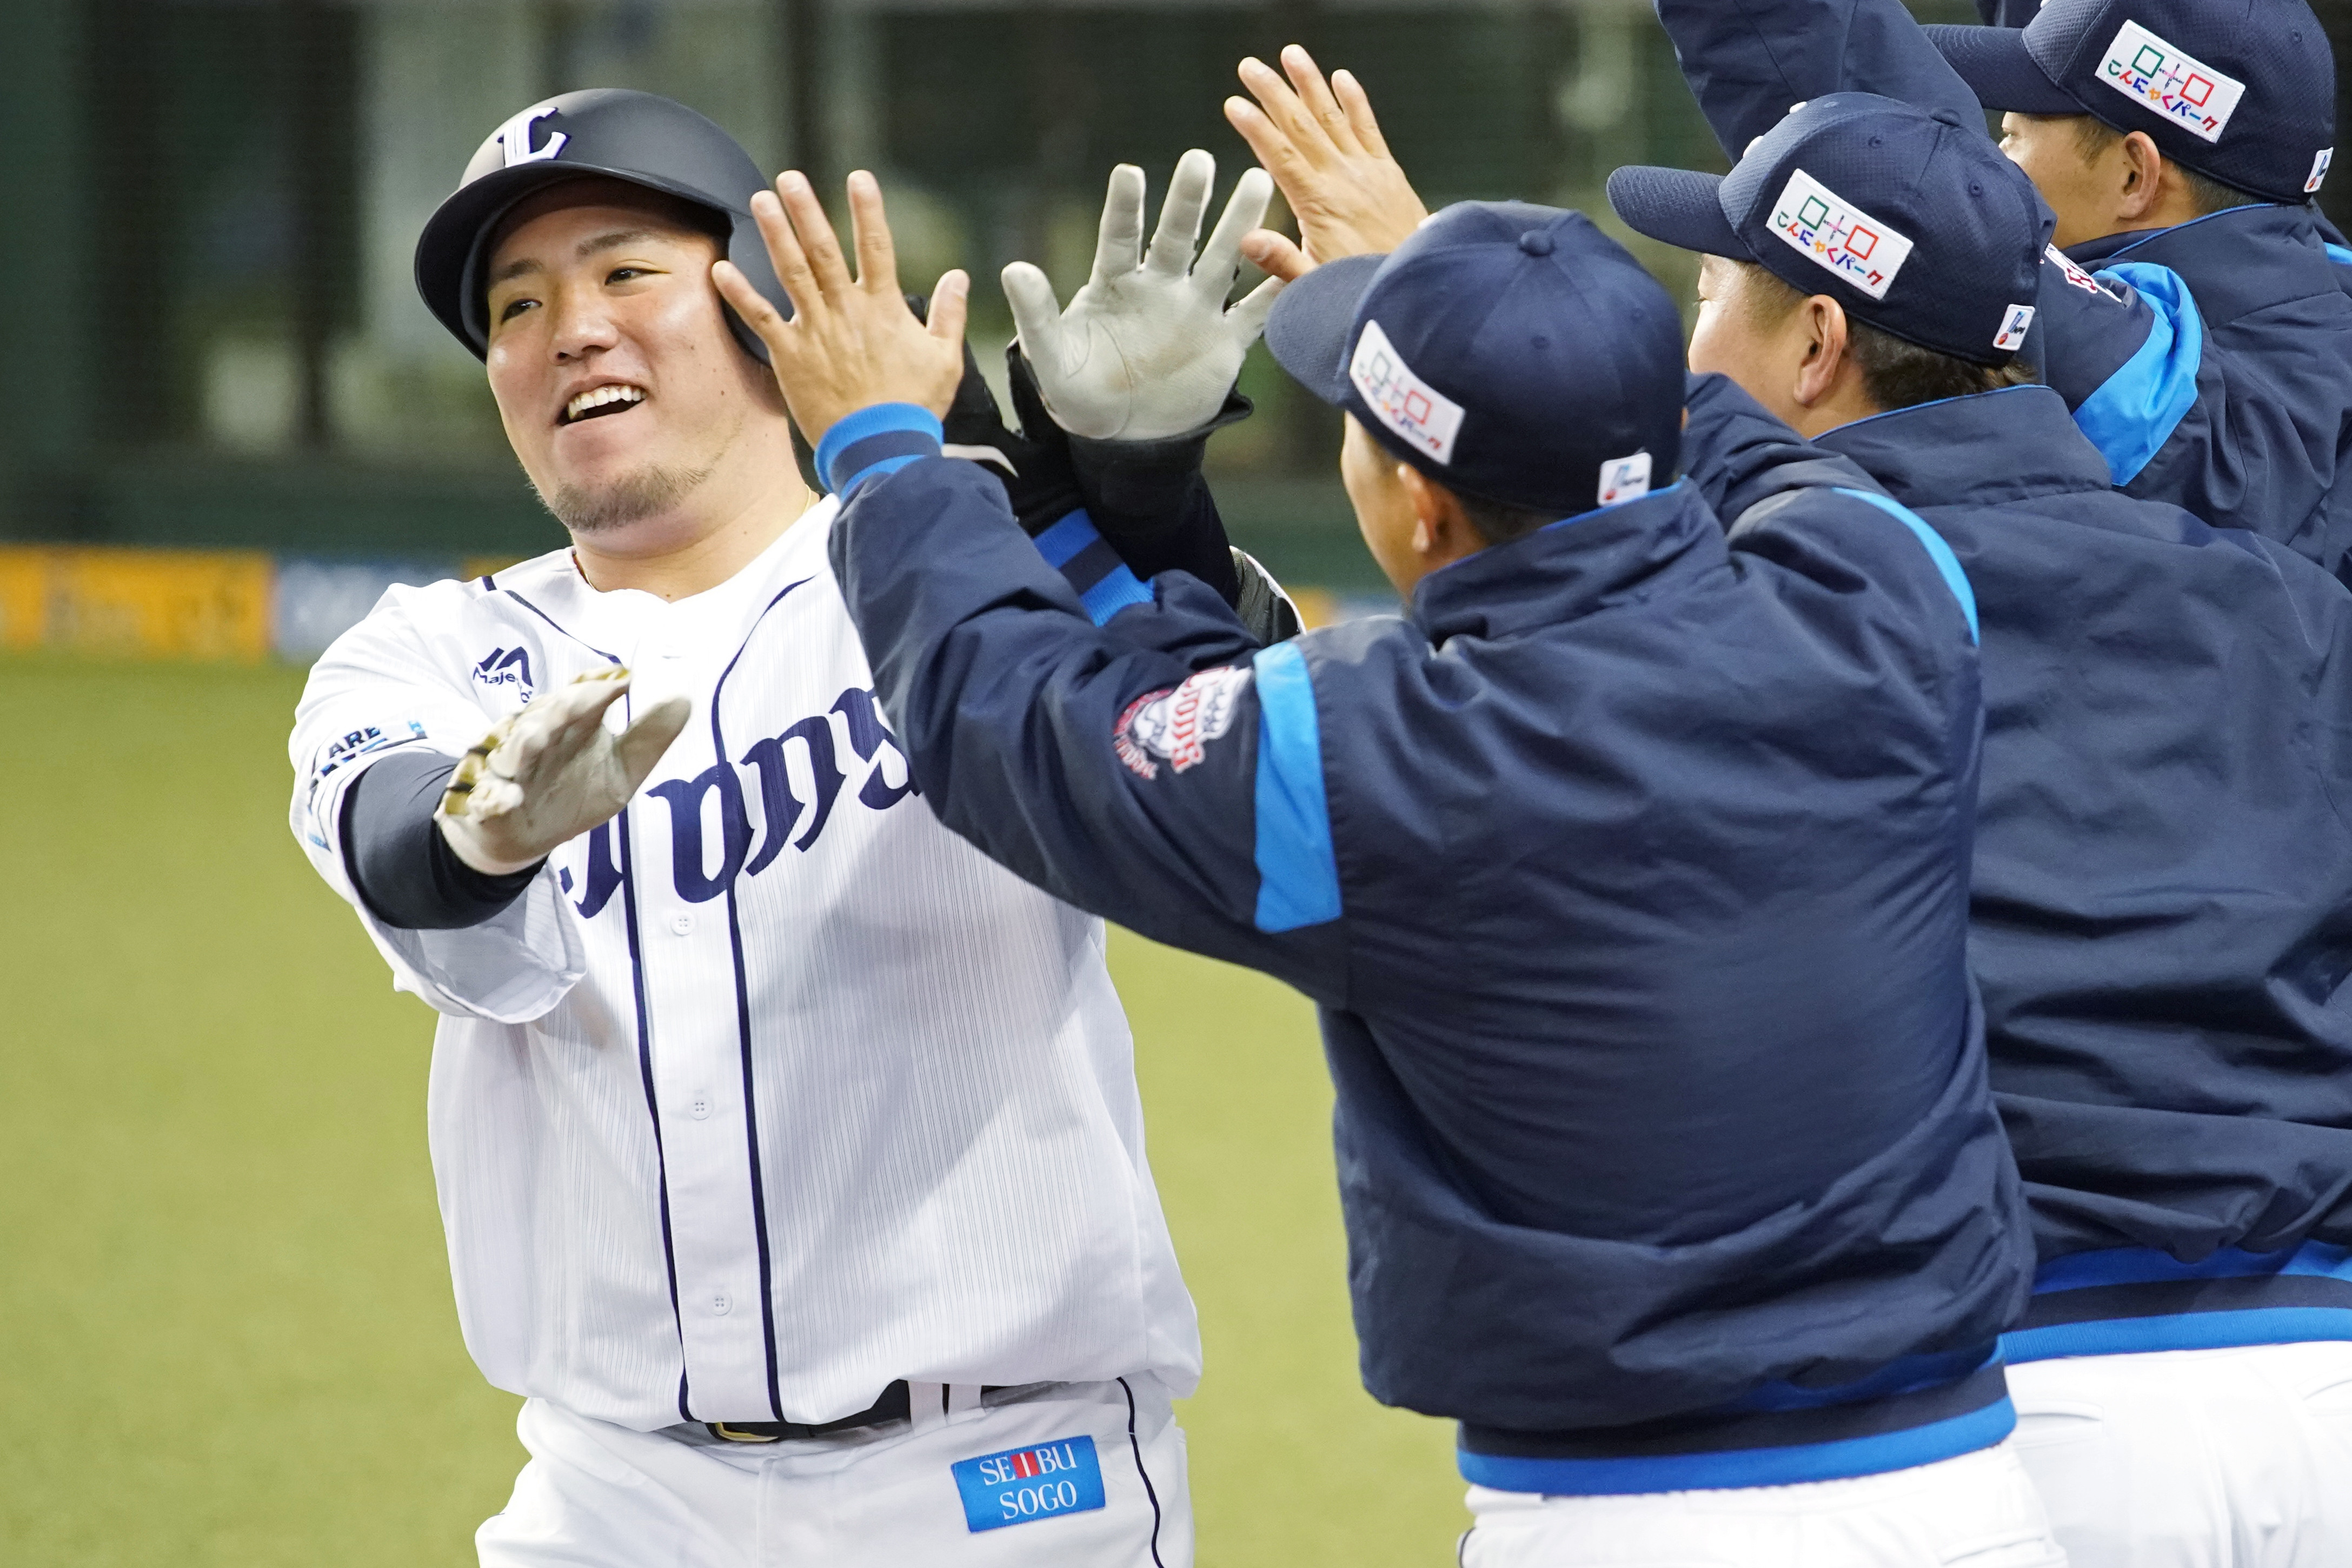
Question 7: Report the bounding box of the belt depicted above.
[707,1380,1009,1444]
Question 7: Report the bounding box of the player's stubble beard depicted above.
[539,403,744,535]
[544,459,718,533]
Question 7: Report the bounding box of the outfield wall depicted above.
[0,543,1381,662]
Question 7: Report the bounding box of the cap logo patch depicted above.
[1767,169,1915,301]
[1598,453,1652,507]
[2095,21,2244,144]
[494,103,568,167]
[1350,319,1465,464]
[2309,148,2334,194]
[1993,303,2036,352]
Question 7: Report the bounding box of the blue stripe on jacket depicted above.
[1833,488,1978,642]
[1250,640,1340,932]
[2069,263,2203,488]
[2001,1240,2352,1362]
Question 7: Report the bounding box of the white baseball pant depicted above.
[2009,1340,2352,1567]
[1458,1438,2065,1567]
[477,1376,1191,1568]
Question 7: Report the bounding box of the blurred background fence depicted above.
[0,0,2065,633]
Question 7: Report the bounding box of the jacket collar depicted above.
[2064,204,2337,326]
[1410,481,1724,645]
[1815,385,2112,510]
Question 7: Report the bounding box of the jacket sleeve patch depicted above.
[1113,666,1254,780]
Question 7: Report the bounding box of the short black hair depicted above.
[2070,115,2261,217]
[1736,262,2036,413]
[1454,490,1564,546]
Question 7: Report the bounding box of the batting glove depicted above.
[1004,150,1281,442]
[436,668,692,876]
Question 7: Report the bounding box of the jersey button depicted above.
[669,912,695,936]
[689,1095,712,1120]
[710,1293,732,1316]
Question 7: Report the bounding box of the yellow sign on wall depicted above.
[0,546,273,661]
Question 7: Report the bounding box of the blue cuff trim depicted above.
[1032,509,1101,569]
[2070,263,2203,487]
[1029,509,1155,625]
[2032,1240,2352,1295]
[1833,488,1978,643]
[1457,1398,2014,1498]
[1250,641,1340,933]
[2003,1307,2352,1363]
[816,404,944,496]
[1078,566,1155,626]
[2326,242,2352,267]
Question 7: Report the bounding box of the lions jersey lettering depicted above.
[950,1436,1107,1532]
[648,686,918,905]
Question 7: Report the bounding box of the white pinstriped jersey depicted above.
[288,495,1200,1430]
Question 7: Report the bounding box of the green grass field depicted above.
[0,657,1463,1566]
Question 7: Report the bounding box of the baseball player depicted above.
[1647,0,2352,583]
[724,164,2063,1564]
[289,87,1279,1567]
[1609,93,2352,1565]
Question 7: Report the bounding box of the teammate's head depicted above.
[1610,94,2045,438]
[1927,0,2334,247]
[1264,203,1685,596]
[415,90,805,553]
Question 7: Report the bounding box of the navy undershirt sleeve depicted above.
[341,748,543,931]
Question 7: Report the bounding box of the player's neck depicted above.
[569,463,820,602]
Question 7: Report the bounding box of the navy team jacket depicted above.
[1656,0,2352,584]
[1690,383,2352,1363]
[820,399,2034,1493]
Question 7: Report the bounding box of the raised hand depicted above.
[1225,45,1430,277]
[1001,149,1281,442]
[713,169,969,447]
[437,669,692,876]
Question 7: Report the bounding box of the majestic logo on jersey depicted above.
[472,646,536,702]
[951,1436,1106,1533]
[639,686,919,907]
[1114,667,1252,780]
[1350,320,1465,464]
[1993,302,2037,352]
[1768,169,1914,301]
[493,103,568,167]
[2095,21,2244,144]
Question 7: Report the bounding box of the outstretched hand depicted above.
[713,170,969,447]
[1003,149,1281,442]
[1225,45,1429,280]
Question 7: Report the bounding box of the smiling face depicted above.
[482,178,793,545]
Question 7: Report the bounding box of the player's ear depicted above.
[1792,295,1849,410]
[1399,463,1445,556]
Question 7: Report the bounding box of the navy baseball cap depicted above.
[1927,0,2336,204]
[1609,94,2050,367]
[1263,204,1684,517]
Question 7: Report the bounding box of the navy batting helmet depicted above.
[414,88,792,363]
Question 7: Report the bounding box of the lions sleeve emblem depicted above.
[1113,667,1253,780]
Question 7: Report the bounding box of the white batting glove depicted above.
[435,668,692,876]
[1004,150,1283,442]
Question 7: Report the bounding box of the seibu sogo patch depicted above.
[951,1434,1107,1532]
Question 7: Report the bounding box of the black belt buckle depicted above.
[706,1379,914,1444]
